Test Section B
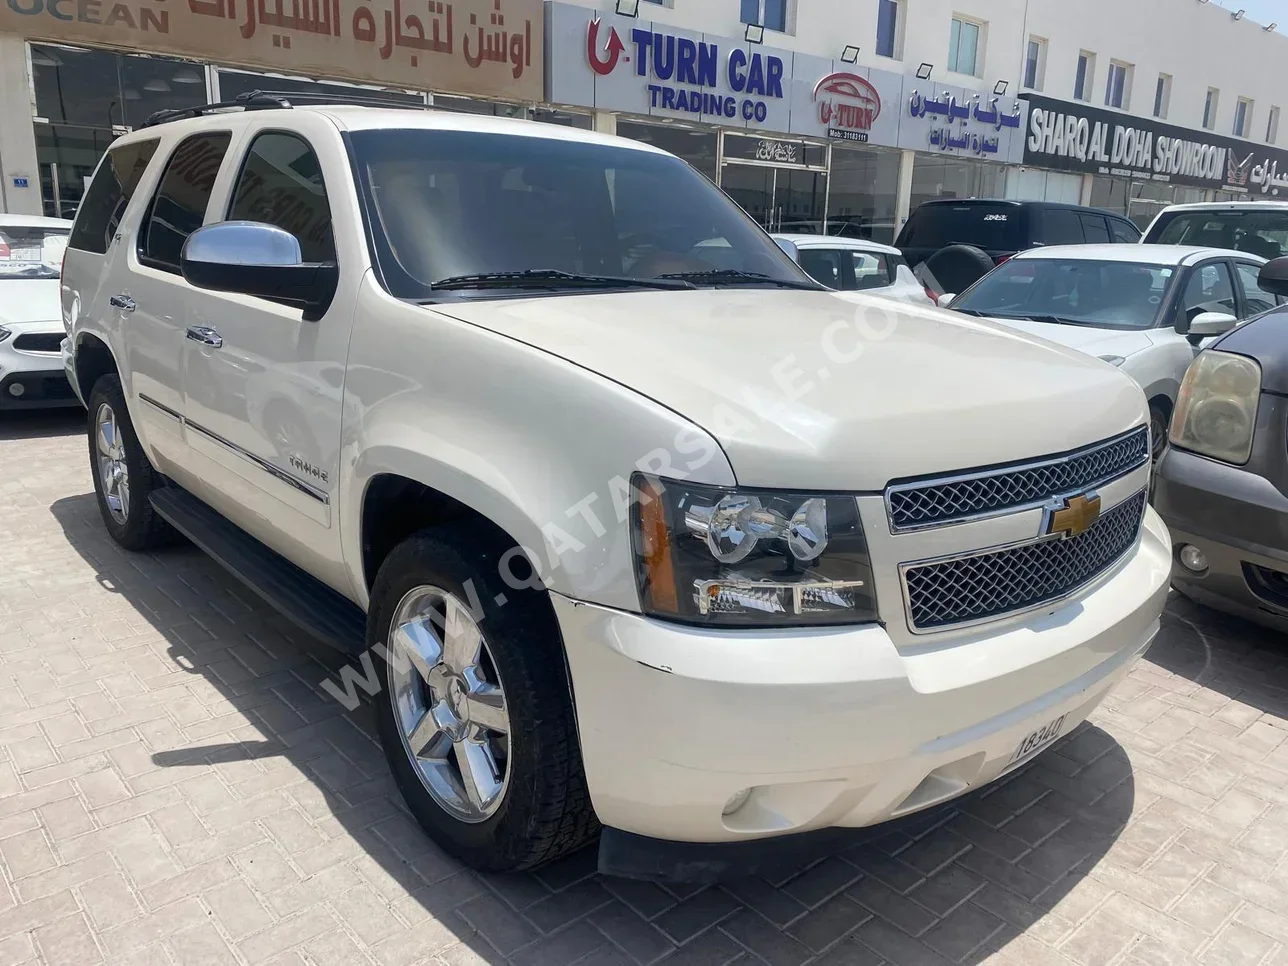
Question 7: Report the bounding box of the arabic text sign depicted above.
[898,83,1026,162]
[0,0,543,101]
[1020,94,1288,192]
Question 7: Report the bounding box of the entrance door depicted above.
[718,135,829,234]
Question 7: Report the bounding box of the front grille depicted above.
[887,427,1150,531]
[12,333,64,353]
[903,491,1147,631]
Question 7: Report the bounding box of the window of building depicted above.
[139,132,232,273]
[1153,74,1172,119]
[1074,51,1095,102]
[740,0,788,32]
[948,17,983,77]
[1105,61,1131,110]
[827,143,902,243]
[1269,106,1281,144]
[1234,97,1254,138]
[1204,88,1219,130]
[1023,37,1046,91]
[876,0,901,58]
[618,120,718,182]
[227,133,334,263]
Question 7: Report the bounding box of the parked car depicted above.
[897,199,1143,297]
[0,215,77,410]
[1141,201,1288,260]
[943,245,1280,456]
[1153,255,1288,632]
[772,233,935,305]
[64,99,1169,879]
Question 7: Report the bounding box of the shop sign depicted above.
[1021,94,1288,193]
[0,0,543,101]
[813,72,881,142]
[902,88,1023,157]
[721,133,824,167]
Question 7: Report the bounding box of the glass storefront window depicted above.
[34,124,116,219]
[1091,176,1212,227]
[910,155,1007,210]
[432,93,527,117]
[828,143,901,242]
[216,69,425,107]
[617,120,718,182]
[32,44,207,130]
[531,108,593,129]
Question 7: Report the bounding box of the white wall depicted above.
[0,34,42,216]
[571,0,1288,147]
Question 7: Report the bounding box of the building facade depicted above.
[3,0,1288,235]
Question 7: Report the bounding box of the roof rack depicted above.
[140,89,428,128]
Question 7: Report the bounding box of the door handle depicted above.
[185,325,223,348]
[109,294,136,312]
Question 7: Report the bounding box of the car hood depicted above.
[434,289,1147,490]
[982,316,1156,360]
[0,279,61,325]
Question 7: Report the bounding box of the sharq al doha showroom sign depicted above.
[545,1,1028,163]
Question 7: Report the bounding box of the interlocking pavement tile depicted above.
[718,909,812,966]
[590,899,676,965]
[920,901,1007,962]
[778,857,862,909]
[165,922,239,965]
[32,911,102,965]
[456,890,540,956]
[845,875,938,937]
[236,906,338,965]
[509,920,610,966]
[652,928,744,966]
[785,895,870,953]
[0,830,56,880]
[522,878,614,934]
[653,888,740,946]
[1056,910,1140,966]
[78,872,144,930]
[203,878,276,942]
[1199,922,1277,966]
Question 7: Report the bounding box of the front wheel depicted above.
[369,525,597,872]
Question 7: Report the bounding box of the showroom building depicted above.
[4,0,1288,233]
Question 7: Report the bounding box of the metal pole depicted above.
[822,142,833,234]
[50,161,60,219]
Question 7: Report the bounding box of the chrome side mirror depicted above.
[181,222,337,320]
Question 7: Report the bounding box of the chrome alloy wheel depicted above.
[387,586,511,823]
[95,402,130,525]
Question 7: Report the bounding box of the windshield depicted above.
[1150,210,1288,260]
[349,128,816,297]
[0,226,69,280]
[953,259,1175,330]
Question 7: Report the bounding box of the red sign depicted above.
[814,72,881,141]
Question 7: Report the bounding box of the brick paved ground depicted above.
[4,410,1288,966]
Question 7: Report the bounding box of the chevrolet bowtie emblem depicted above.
[1046,493,1102,539]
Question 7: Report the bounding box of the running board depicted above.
[150,487,366,654]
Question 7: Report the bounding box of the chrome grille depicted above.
[887,427,1150,531]
[902,491,1146,632]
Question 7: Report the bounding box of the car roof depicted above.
[0,214,73,230]
[1011,244,1265,265]
[913,198,1126,216]
[771,233,901,255]
[115,103,668,156]
[1158,201,1288,213]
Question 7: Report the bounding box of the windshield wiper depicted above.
[429,270,694,292]
[655,269,818,289]
[948,307,991,317]
[1018,314,1091,326]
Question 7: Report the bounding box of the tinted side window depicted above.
[852,251,893,290]
[1181,262,1237,326]
[228,132,335,262]
[798,249,845,287]
[1235,261,1280,316]
[140,132,232,273]
[899,206,1024,250]
[1042,209,1085,245]
[69,139,160,254]
[1110,218,1140,243]
[1079,214,1111,243]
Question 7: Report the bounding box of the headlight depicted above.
[1170,350,1262,465]
[1098,354,1126,367]
[0,325,10,343]
[631,474,877,627]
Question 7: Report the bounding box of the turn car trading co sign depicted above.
[1021,93,1288,194]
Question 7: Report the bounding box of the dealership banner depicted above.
[1021,93,1288,194]
[0,0,543,101]
[545,0,1025,162]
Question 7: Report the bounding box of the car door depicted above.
[1233,259,1282,320]
[179,116,356,586]
[1078,214,1111,244]
[126,131,233,479]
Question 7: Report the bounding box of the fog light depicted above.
[1179,544,1208,573]
[8,383,24,397]
[722,788,751,816]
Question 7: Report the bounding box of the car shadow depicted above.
[49,489,1135,965]
[0,406,85,440]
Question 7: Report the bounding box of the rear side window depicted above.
[898,205,1025,251]
[1079,214,1111,243]
[139,132,232,274]
[1110,218,1140,243]
[69,139,160,255]
[1042,209,1085,246]
[852,251,893,290]
[227,132,335,263]
[797,248,845,287]
[1235,261,1281,315]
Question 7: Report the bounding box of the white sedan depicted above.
[773,233,936,305]
[943,244,1281,456]
[0,214,76,410]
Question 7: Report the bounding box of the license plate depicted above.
[1010,714,1066,764]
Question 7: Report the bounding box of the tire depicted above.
[369,524,597,872]
[1149,401,1170,460]
[87,374,176,552]
[923,244,997,297]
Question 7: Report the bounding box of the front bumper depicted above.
[1154,445,1288,633]
[0,326,77,409]
[556,506,1170,863]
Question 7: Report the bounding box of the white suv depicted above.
[62,99,1170,878]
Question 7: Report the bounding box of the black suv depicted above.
[897,199,1142,294]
